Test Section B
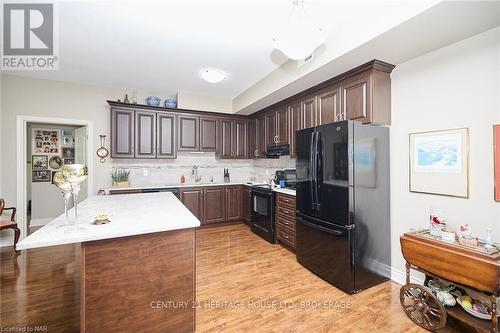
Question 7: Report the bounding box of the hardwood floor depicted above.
[196,224,471,333]
[1,224,473,332]
[1,244,80,332]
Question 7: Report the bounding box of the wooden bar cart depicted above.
[400,230,500,332]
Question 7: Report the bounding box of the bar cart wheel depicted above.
[400,283,447,331]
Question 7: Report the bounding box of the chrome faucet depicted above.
[192,165,202,184]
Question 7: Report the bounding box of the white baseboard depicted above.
[29,217,53,226]
[391,266,424,286]
[0,234,14,247]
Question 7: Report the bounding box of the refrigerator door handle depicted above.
[315,131,321,211]
[309,131,316,210]
[297,216,343,236]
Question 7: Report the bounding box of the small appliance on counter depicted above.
[275,169,296,189]
[223,169,230,183]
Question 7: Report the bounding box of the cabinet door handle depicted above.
[280,233,290,240]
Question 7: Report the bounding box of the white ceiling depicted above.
[235,0,500,114]
[5,1,438,101]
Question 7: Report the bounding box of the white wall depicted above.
[177,92,232,114]
[390,27,500,284]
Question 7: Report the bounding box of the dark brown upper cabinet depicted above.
[225,186,242,221]
[317,85,342,125]
[342,71,370,123]
[200,117,218,152]
[233,120,248,159]
[220,119,233,158]
[111,107,135,158]
[301,95,316,129]
[342,69,391,125]
[157,113,176,159]
[219,119,248,159]
[203,186,226,224]
[265,111,277,148]
[135,110,157,158]
[108,59,394,160]
[247,119,256,159]
[255,116,266,158]
[264,106,289,148]
[288,100,301,158]
[178,115,199,151]
[276,106,290,145]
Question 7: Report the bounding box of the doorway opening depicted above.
[16,116,93,240]
[27,123,89,234]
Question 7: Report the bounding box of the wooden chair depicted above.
[0,199,20,253]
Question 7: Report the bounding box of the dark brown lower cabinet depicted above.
[242,186,251,225]
[225,186,242,221]
[181,185,246,225]
[275,193,296,251]
[203,186,225,224]
[180,188,203,221]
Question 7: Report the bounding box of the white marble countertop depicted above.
[273,188,296,196]
[107,181,261,192]
[17,192,200,250]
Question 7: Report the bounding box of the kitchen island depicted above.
[17,192,200,333]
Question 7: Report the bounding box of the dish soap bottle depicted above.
[181,174,185,184]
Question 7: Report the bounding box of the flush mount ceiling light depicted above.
[273,0,326,61]
[200,68,226,84]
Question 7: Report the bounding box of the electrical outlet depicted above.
[143,168,149,177]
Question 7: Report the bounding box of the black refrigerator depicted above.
[295,120,390,294]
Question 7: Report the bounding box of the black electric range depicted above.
[250,184,275,243]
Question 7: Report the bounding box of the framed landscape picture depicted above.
[409,128,469,198]
[495,125,500,201]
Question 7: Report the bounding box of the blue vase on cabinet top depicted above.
[164,99,177,108]
[146,96,161,106]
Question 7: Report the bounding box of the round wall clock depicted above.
[96,135,109,163]
[49,155,63,169]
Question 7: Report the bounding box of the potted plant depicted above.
[111,169,130,188]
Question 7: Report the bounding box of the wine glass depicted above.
[53,171,72,229]
[61,164,88,227]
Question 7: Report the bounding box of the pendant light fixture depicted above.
[273,0,326,61]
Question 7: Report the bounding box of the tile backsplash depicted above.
[111,152,295,187]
